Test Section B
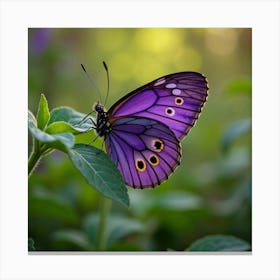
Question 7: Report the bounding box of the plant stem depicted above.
[96,196,111,251]
[28,142,51,176]
[28,145,41,176]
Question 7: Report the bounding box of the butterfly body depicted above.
[94,104,111,137]
[94,72,208,189]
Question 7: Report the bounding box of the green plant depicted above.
[28,94,129,250]
[28,91,251,252]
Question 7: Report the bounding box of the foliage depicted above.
[28,95,128,206]
[187,234,250,251]
[28,28,251,251]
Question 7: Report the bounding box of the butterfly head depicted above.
[94,102,107,114]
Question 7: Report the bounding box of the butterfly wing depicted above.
[105,116,181,188]
[108,72,208,140]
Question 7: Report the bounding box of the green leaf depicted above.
[83,214,99,246]
[52,230,90,250]
[44,133,75,152]
[28,110,75,152]
[28,109,37,128]
[155,191,202,211]
[226,78,252,95]
[36,94,50,130]
[48,106,94,133]
[106,215,145,246]
[129,190,202,215]
[221,119,251,153]
[68,144,129,207]
[188,234,251,251]
[29,194,79,224]
[83,214,145,247]
[45,121,76,134]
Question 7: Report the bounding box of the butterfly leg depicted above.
[86,117,97,129]
[73,117,97,135]
[73,112,96,128]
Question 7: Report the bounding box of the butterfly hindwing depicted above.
[108,72,208,140]
[105,116,181,188]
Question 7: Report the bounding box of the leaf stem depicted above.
[96,196,111,251]
[28,142,52,176]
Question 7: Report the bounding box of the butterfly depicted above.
[92,71,208,189]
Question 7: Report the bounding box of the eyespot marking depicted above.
[136,159,146,172]
[149,155,159,166]
[165,107,175,116]
[152,139,164,152]
[172,89,181,95]
[154,78,166,86]
[175,97,184,105]
[166,83,177,89]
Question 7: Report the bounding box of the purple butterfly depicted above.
[94,71,208,189]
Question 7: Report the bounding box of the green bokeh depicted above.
[28,28,251,251]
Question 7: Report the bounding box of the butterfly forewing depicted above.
[108,72,208,140]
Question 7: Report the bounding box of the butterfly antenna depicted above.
[103,61,110,107]
[81,63,102,103]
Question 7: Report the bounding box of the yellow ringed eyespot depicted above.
[136,159,146,172]
[149,155,159,166]
[152,139,164,152]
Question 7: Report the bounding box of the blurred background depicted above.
[28,28,251,251]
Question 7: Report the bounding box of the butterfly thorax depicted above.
[95,104,111,138]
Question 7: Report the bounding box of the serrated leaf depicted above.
[36,94,50,130]
[48,106,94,133]
[28,110,75,152]
[188,234,251,251]
[68,144,129,207]
[221,119,251,153]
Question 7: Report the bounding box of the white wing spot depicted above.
[165,107,175,116]
[165,83,177,89]
[154,78,166,86]
[172,89,181,95]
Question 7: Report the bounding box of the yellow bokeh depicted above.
[134,28,183,54]
[173,46,202,70]
[205,28,238,55]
